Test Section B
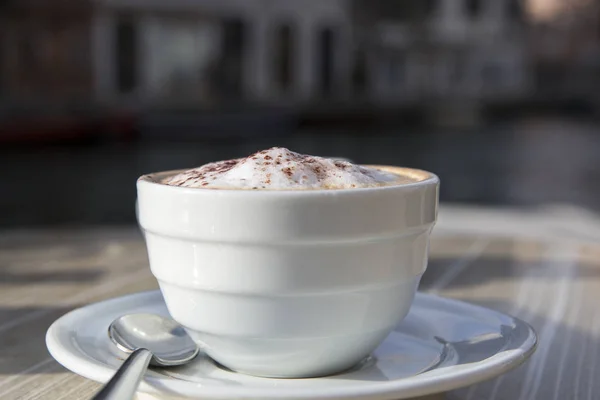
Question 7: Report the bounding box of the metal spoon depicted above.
[93,313,199,400]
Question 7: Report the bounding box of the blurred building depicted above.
[0,0,354,106]
[91,0,354,105]
[352,0,531,103]
[528,0,600,97]
[0,0,95,102]
[0,0,532,108]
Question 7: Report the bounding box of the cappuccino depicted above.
[162,147,415,190]
[138,152,439,378]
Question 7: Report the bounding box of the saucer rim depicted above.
[46,290,537,400]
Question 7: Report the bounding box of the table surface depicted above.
[2,204,600,400]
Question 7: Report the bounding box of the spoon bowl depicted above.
[109,313,199,366]
[93,314,199,399]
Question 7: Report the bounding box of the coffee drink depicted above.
[162,147,417,190]
[137,152,439,378]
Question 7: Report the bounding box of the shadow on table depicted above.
[0,269,105,283]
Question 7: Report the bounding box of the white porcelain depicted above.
[46,290,537,400]
[136,167,439,377]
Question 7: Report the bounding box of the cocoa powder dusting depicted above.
[161,147,401,189]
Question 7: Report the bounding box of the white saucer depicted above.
[46,290,536,400]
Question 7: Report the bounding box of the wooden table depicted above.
[2,205,600,400]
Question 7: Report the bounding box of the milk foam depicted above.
[162,147,403,190]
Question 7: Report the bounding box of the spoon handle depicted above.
[92,348,152,400]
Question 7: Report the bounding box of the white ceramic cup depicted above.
[137,166,439,378]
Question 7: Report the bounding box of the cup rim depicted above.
[137,165,439,197]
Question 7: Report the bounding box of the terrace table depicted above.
[1,205,600,400]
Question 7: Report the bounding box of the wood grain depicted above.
[1,206,599,400]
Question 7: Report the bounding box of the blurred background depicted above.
[1,0,599,227]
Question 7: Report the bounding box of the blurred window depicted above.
[352,49,368,96]
[508,0,523,21]
[115,16,138,94]
[465,0,482,18]
[387,54,406,92]
[317,27,335,96]
[273,23,294,92]
[148,20,218,99]
[423,0,438,18]
[361,0,437,23]
[16,23,87,95]
[219,18,245,98]
[18,30,37,69]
